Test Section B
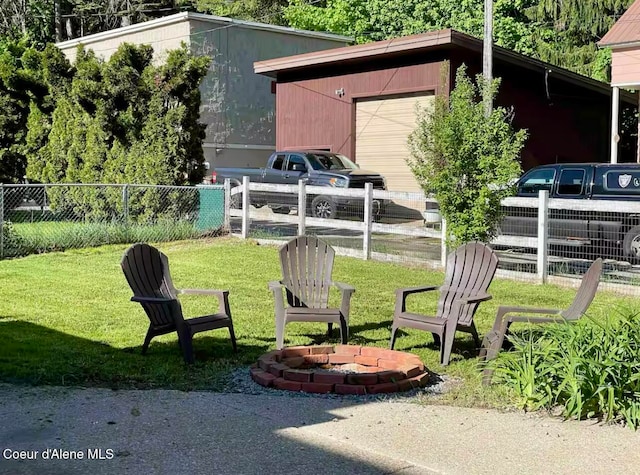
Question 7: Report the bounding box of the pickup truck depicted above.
[210,150,388,219]
[500,163,640,260]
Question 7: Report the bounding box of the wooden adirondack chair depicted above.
[479,258,603,384]
[269,236,355,349]
[390,242,498,366]
[121,243,237,364]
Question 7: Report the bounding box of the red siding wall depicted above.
[274,48,628,170]
[276,62,445,159]
[450,52,612,170]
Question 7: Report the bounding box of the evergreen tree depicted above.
[26,42,210,222]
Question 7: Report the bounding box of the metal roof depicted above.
[56,12,352,50]
[599,1,640,48]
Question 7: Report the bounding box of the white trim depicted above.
[611,86,620,164]
[202,143,275,150]
[611,82,640,89]
[604,40,640,50]
[56,12,351,50]
[56,12,190,48]
[186,12,352,42]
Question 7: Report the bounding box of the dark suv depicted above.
[500,163,640,259]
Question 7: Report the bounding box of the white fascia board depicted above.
[203,143,276,150]
[55,12,190,49]
[610,82,640,89]
[55,11,352,50]
[186,12,351,43]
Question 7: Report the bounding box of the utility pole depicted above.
[483,0,493,117]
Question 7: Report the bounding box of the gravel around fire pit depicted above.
[221,366,454,401]
[221,345,459,400]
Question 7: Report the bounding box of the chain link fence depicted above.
[8,181,640,295]
[0,184,225,258]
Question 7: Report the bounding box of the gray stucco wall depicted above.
[189,19,349,148]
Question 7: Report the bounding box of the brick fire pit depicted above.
[250,345,430,395]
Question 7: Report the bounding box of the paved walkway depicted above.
[1,384,639,474]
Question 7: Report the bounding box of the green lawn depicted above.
[5,220,203,257]
[0,237,637,408]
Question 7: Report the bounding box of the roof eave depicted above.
[56,12,189,49]
[451,34,617,97]
[254,29,454,78]
[256,29,623,99]
[56,11,352,50]
[598,40,640,50]
[186,12,352,42]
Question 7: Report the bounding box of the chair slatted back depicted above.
[121,243,182,327]
[280,236,335,308]
[561,258,603,320]
[437,242,498,325]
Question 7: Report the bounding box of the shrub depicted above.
[1,221,27,257]
[491,311,640,428]
[0,39,50,185]
[25,43,210,223]
[408,64,527,245]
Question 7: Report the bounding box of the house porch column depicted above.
[611,86,620,164]
[637,91,640,163]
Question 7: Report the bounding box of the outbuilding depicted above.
[255,30,636,192]
[56,12,351,170]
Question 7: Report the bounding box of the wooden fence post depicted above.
[537,190,549,283]
[122,184,129,227]
[298,179,306,236]
[363,183,373,259]
[241,176,250,239]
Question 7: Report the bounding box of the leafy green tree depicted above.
[523,0,634,81]
[0,0,54,45]
[284,0,540,50]
[408,64,527,245]
[182,0,289,23]
[284,0,635,81]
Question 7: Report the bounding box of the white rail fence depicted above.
[226,177,640,293]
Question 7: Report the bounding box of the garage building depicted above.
[255,29,637,192]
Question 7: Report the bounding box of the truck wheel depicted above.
[623,225,640,261]
[311,196,337,219]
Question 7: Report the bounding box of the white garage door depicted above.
[355,93,434,192]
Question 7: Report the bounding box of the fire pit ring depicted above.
[250,345,430,395]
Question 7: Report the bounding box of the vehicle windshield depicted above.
[306,153,358,171]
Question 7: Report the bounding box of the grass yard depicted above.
[5,220,204,257]
[0,236,637,409]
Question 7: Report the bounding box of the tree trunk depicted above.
[54,0,62,41]
[65,17,73,39]
[121,0,132,27]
